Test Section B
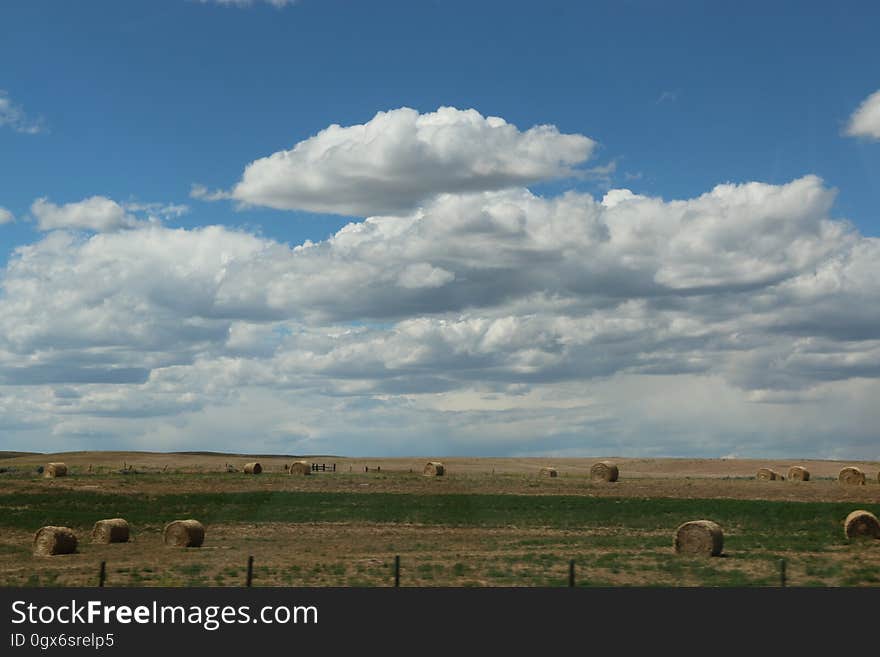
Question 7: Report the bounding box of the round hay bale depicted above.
[243,462,262,475]
[44,462,68,478]
[540,466,558,478]
[423,461,445,477]
[788,466,810,482]
[590,461,619,482]
[289,460,311,475]
[673,520,724,557]
[756,467,782,481]
[33,526,78,556]
[844,510,880,540]
[838,466,866,486]
[163,519,205,547]
[91,518,130,544]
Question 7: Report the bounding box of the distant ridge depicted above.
[173,451,342,459]
[0,450,343,460]
[0,452,40,459]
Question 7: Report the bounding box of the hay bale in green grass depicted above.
[590,461,618,482]
[674,520,723,557]
[757,467,783,481]
[91,518,130,544]
[423,461,445,477]
[844,510,880,540]
[44,462,67,478]
[289,460,311,475]
[34,526,78,556]
[787,466,809,481]
[838,467,866,485]
[163,519,205,547]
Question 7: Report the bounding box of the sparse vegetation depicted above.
[0,453,878,587]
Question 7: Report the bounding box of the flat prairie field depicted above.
[1,452,879,587]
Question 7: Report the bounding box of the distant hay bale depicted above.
[33,526,78,556]
[590,461,619,482]
[289,460,311,476]
[163,519,205,548]
[674,520,724,557]
[788,466,810,481]
[91,518,130,544]
[44,462,68,478]
[243,462,262,475]
[843,510,880,540]
[838,467,866,485]
[423,461,445,477]
[756,467,783,481]
[540,466,558,478]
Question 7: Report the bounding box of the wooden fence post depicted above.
[568,560,575,587]
[99,561,106,587]
[394,555,400,587]
[246,555,254,587]
[779,558,786,588]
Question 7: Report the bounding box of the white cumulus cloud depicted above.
[29,196,189,232]
[4,98,880,457]
[31,197,140,232]
[845,89,880,140]
[227,106,596,216]
[3,175,877,405]
[0,207,13,224]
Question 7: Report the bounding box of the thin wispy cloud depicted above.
[190,184,233,202]
[195,0,297,7]
[0,90,45,134]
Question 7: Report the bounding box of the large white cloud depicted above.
[5,137,880,456]
[225,107,596,216]
[3,175,877,404]
[845,89,880,140]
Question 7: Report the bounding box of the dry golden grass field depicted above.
[1,451,879,587]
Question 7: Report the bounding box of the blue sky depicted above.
[1,1,879,458]
[3,0,878,250]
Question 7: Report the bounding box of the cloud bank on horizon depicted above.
[2,105,880,458]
